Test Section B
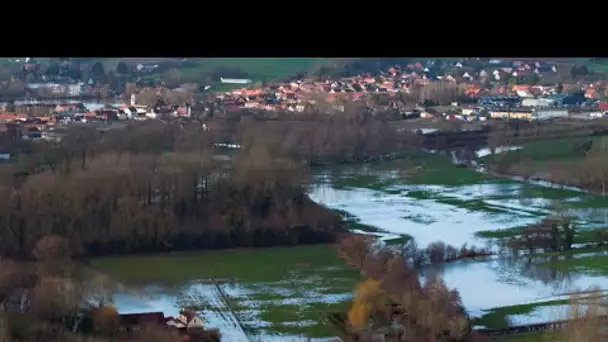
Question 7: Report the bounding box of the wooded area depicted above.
[0,107,422,259]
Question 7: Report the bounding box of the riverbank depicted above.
[478,136,607,195]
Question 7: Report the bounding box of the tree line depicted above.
[0,108,419,259]
[236,106,422,165]
[0,120,350,259]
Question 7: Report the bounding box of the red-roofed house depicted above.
[0,113,28,123]
[597,102,608,111]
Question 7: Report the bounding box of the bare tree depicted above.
[162,68,181,89]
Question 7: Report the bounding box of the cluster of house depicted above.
[2,59,608,133]
[211,59,608,122]
[0,95,196,141]
[212,59,562,112]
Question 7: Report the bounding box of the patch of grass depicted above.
[348,220,384,233]
[436,197,507,213]
[406,155,490,186]
[475,226,527,239]
[328,151,493,191]
[335,209,386,234]
[405,189,437,200]
[517,184,584,201]
[472,299,568,329]
[255,300,351,337]
[384,235,413,246]
[475,224,608,245]
[333,209,356,219]
[480,137,605,187]
[540,253,608,276]
[91,244,357,283]
[401,213,437,224]
[336,207,404,236]
[176,58,336,83]
[95,57,338,89]
[533,245,608,258]
[333,174,394,191]
[481,137,597,165]
[571,194,608,209]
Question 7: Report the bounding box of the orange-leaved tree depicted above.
[347,278,386,331]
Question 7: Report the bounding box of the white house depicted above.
[220,77,253,85]
[67,84,83,96]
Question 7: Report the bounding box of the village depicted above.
[1,58,607,141]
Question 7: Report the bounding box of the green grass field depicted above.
[176,58,337,81]
[98,57,338,84]
[92,244,354,283]
[480,136,598,168]
[331,150,492,191]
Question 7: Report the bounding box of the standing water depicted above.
[109,156,608,338]
[309,158,608,323]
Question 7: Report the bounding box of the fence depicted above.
[476,319,571,336]
[326,312,608,340]
[476,314,608,337]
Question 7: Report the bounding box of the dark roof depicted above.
[120,312,166,326]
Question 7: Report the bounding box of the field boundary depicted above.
[326,312,608,338]
[475,315,608,337]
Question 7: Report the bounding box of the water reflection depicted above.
[497,254,575,287]
[311,163,608,322]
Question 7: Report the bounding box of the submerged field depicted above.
[311,152,608,330]
[94,150,608,340]
[92,245,357,341]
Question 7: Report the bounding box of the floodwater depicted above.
[308,160,608,324]
[114,270,351,342]
[110,156,608,339]
[113,280,345,341]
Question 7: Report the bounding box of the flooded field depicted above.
[98,153,608,339]
[93,245,357,341]
[310,156,608,329]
